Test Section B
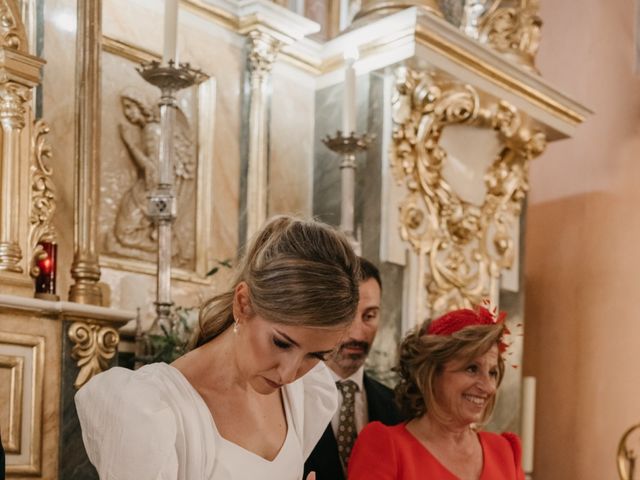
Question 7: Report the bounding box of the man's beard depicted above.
[336,340,370,361]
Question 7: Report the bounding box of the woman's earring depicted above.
[233,319,239,334]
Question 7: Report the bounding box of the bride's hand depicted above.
[305,472,316,480]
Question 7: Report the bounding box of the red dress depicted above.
[348,422,525,480]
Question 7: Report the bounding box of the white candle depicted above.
[342,48,358,134]
[163,0,179,65]
[521,376,537,473]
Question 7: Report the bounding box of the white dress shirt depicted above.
[329,366,369,436]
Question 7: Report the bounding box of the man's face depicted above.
[326,278,381,378]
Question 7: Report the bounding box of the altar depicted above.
[0,0,593,478]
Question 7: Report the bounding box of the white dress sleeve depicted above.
[75,366,179,480]
[288,362,338,460]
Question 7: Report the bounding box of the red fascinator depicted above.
[425,304,509,353]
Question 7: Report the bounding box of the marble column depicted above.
[242,30,281,243]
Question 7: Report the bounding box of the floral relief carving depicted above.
[29,119,56,250]
[479,0,542,68]
[0,0,27,52]
[68,322,120,389]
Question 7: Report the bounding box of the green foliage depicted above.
[137,307,195,364]
[205,258,233,277]
[136,258,232,365]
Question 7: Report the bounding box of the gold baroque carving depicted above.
[247,30,281,80]
[0,0,27,52]
[479,0,542,69]
[618,422,640,480]
[391,67,545,316]
[68,322,120,389]
[29,119,56,250]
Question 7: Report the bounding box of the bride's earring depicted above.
[233,318,239,334]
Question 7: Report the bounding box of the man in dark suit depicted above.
[304,258,403,480]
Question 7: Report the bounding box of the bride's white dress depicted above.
[75,362,337,480]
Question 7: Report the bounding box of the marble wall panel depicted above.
[312,80,343,226]
[268,62,316,218]
[313,70,404,386]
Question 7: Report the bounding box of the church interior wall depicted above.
[268,61,316,217]
[525,0,640,478]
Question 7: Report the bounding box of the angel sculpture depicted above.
[112,88,196,268]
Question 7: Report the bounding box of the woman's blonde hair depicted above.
[395,321,506,424]
[194,216,361,347]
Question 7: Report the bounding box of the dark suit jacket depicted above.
[304,374,403,480]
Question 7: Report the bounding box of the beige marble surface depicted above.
[268,61,316,217]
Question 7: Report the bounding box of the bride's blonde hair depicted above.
[194,215,361,347]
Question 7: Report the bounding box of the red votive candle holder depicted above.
[34,241,57,298]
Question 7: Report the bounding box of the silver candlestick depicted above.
[137,60,205,328]
[322,131,373,255]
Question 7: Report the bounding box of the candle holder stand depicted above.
[137,60,205,331]
[322,130,374,255]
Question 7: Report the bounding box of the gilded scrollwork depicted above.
[440,1,542,69]
[0,0,27,52]
[618,422,640,480]
[29,120,56,250]
[391,66,546,316]
[478,0,542,69]
[68,321,120,389]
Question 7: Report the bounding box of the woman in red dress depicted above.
[348,306,525,480]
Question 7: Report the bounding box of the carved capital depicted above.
[247,30,281,81]
[68,321,120,389]
[391,67,545,316]
[0,82,29,130]
[0,0,27,52]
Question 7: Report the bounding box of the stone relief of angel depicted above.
[110,87,196,268]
